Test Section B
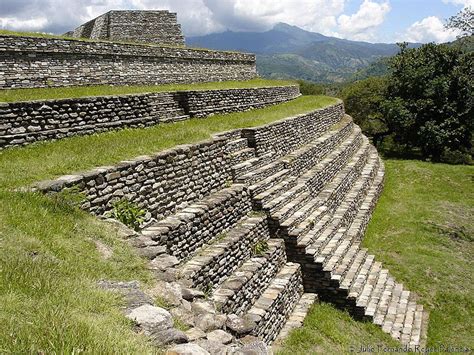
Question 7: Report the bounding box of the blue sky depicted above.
[0,0,471,43]
[372,0,469,42]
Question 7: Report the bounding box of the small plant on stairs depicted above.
[252,240,269,256]
[112,199,145,231]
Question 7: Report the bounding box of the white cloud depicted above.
[442,0,474,8]
[0,0,394,41]
[336,0,391,41]
[0,17,48,31]
[402,16,461,43]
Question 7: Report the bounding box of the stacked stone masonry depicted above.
[35,102,427,349]
[0,85,300,148]
[0,35,256,89]
[68,10,185,46]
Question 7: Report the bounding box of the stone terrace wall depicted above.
[70,10,185,46]
[35,136,233,222]
[33,102,341,224]
[0,35,256,89]
[0,92,185,148]
[242,102,345,158]
[184,86,300,117]
[0,85,299,148]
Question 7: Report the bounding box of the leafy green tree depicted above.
[446,7,474,38]
[340,77,389,147]
[383,43,473,162]
[297,80,325,95]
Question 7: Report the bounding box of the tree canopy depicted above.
[340,42,473,163]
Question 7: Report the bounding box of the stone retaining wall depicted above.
[179,216,270,290]
[0,85,299,149]
[242,102,344,158]
[35,137,233,222]
[0,35,256,89]
[185,86,300,117]
[143,185,252,261]
[213,239,287,315]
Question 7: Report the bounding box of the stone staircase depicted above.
[135,106,427,348]
[35,102,427,349]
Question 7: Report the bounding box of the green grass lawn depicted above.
[0,78,296,103]
[0,96,335,353]
[278,159,473,354]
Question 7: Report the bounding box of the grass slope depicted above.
[0,96,335,353]
[279,159,473,353]
[0,79,296,103]
[364,160,473,349]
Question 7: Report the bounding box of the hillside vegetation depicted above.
[279,159,474,353]
[187,23,419,83]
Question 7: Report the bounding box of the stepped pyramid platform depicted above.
[35,100,428,349]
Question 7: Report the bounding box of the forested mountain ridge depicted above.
[187,23,420,82]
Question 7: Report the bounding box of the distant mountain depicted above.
[187,23,420,83]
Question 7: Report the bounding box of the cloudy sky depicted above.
[0,0,471,43]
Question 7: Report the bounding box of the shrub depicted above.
[252,240,269,256]
[440,148,472,165]
[297,80,325,95]
[112,199,145,231]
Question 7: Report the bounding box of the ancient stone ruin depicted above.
[1,9,428,354]
[65,10,185,46]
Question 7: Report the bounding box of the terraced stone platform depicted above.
[35,101,427,349]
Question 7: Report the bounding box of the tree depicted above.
[340,77,389,148]
[383,43,473,162]
[446,7,474,38]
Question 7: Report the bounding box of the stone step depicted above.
[139,184,251,261]
[237,160,287,185]
[232,152,274,178]
[342,254,375,294]
[229,148,256,166]
[381,283,404,334]
[273,293,318,346]
[273,133,366,236]
[353,261,383,317]
[299,126,363,194]
[409,304,424,347]
[337,248,368,290]
[212,238,287,316]
[270,191,312,229]
[224,137,249,154]
[288,144,375,251]
[389,289,411,340]
[178,216,271,291]
[284,116,354,177]
[400,299,417,345]
[296,148,379,257]
[262,182,308,214]
[252,117,354,211]
[245,262,304,344]
[365,268,389,318]
[373,276,396,326]
[250,169,293,200]
[347,255,382,303]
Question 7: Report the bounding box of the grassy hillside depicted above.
[278,159,473,353]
